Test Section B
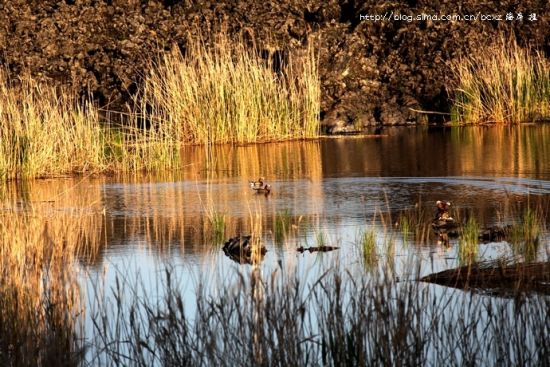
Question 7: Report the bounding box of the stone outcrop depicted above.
[1,0,548,131]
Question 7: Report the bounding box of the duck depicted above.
[249,177,265,189]
[434,200,453,222]
[253,183,272,196]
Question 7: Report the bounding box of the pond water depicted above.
[6,125,550,364]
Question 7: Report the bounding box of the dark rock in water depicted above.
[478,225,512,242]
[1,1,548,126]
[419,259,550,297]
[222,235,266,264]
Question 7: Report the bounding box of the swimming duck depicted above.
[249,177,265,189]
[434,200,452,222]
[253,183,272,196]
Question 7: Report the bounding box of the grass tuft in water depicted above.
[459,216,479,264]
[274,209,293,244]
[397,203,432,245]
[209,211,226,245]
[510,207,542,261]
[359,229,378,269]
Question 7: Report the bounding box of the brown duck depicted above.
[249,177,265,189]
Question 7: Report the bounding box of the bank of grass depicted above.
[0,71,180,180]
[0,34,320,181]
[451,37,550,124]
[139,33,320,144]
[0,71,107,180]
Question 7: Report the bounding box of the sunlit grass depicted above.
[139,33,320,144]
[451,37,550,124]
[1,32,320,181]
[0,71,181,180]
[0,71,108,180]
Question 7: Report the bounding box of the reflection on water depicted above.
[2,125,550,363]
[3,125,549,269]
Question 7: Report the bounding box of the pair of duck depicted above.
[249,177,271,195]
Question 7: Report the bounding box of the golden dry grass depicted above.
[0,71,108,180]
[139,33,320,144]
[451,37,550,124]
[1,34,320,181]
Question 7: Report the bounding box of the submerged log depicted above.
[420,259,550,296]
[296,245,340,253]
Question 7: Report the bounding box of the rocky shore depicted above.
[1,0,548,131]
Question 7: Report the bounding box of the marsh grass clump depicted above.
[397,203,432,244]
[358,229,378,269]
[459,216,480,264]
[139,33,320,144]
[451,37,550,124]
[0,72,108,180]
[510,207,542,261]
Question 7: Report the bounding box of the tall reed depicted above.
[451,37,550,124]
[89,264,550,366]
[0,71,108,180]
[139,33,320,144]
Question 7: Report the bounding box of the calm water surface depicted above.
[8,125,550,360]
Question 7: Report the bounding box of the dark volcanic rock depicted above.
[1,0,548,130]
